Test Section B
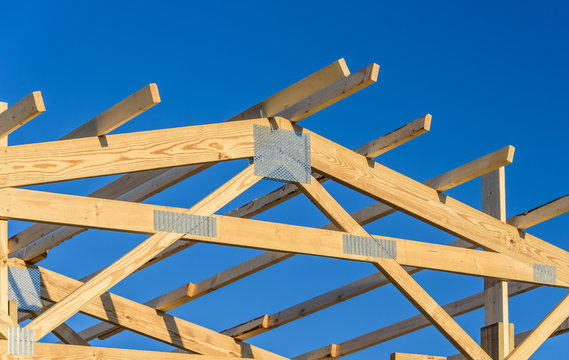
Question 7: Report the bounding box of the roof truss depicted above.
[0,58,567,360]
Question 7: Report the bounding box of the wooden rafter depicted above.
[9,258,286,359]
[0,91,45,138]
[1,58,567,360]
[24,164,261,341]
[296,175,490,360]
[8,58,354,256]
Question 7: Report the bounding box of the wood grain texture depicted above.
[0,91,45,138]
[72,165,263,341]
[0,188,552,286]
[10,258,287,360]
[504,293,569,360]
[9,59,353,256]
[297,176,489,360]
[481,167,511,359]
[305,122,569,287]
[0,118,283,188]
[0,340,245,360]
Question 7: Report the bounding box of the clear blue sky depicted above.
[1,1,568,358]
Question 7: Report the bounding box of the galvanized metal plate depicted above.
[8,266,41,311]
[343,234,397,259]
[154,210,217,237]
[253,124,311,184]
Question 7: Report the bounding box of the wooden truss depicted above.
[1,58,568,360]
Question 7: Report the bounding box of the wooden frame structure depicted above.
[0,58,568,360]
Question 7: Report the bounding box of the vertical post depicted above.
[481,167,514,359]
[0,102,9,317]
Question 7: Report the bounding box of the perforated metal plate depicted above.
[8,266,41,311]
[9,327,35,356]
[533,264,556,284]
[343,234,397,259]
[253,124,311,184]
[154,210,217,237]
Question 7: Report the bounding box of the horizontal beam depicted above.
[8,59,354,255]
[0,341,241,360]
[277,64,379,122]
[354,114,431,159]
[61,83,160,140]
[0,91,45,138]
[507,194,569,229]
[0,188,557,287]
[9,258,286,359]
[0,117,285,188]
[306,119,569,287]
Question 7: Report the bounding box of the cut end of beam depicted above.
[147,83,161,104]
[0,102,8,112]
[336,58,350,77]
[369,63,380,83]
[504,145,515,164]
[31,91,46,113]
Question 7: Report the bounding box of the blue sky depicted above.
[1,1,568,358]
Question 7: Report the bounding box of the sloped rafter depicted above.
[0,57,566,360]
[9,258,287,360]
[296,176,491,360]
[24,164,262,341]
[7,59,364,256]
[74,113,433,341]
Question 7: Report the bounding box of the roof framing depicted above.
[0,58,567,360]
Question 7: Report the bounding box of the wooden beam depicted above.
[424,146,514,192]
[0,341,244,360]
[0,91,45,138]
[0,117,286,189]
[228,58,349,121]
[10,259,286,360]
[0,131,7,318]
[8,59,353,255]
[507,194,569,230]
[305,120,569,287]
[295,199,567,360]
[391,353,446,360]
[277,64,379,122]
[25,231,184,340]
[481,167,511,360]
[293,282,537,360]
[25,164,261,341]
[504,293,569,360]
[0,188,553,287]
[61,83,160,139]
[89,251,293,341]
[0,308,17,339]
[60,164,264,343]
[9,113,436,262]
[296,175,490,360]
[354,114,431,159]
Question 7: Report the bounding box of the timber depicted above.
[1,59,567,360]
